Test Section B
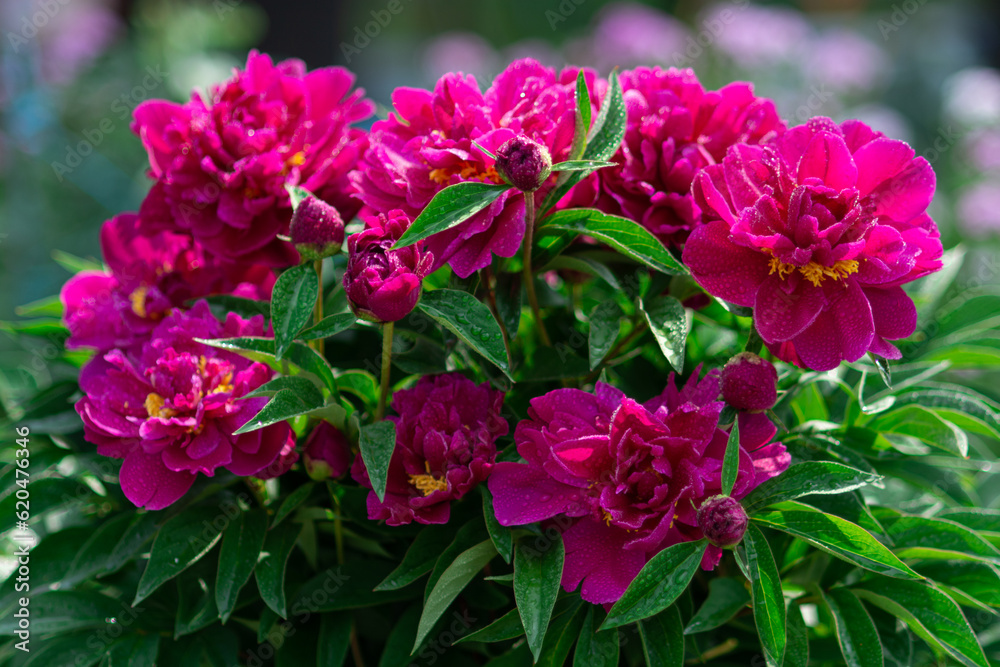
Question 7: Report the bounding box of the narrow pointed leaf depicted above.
[602,540,706,629]
[637,605,684,666]
[568,69,592,161]
[394,182,511,249]
[883,515,1000,563]
[574,607,619,667]
[234,388,315,435]
[514,535,564,661]
[375,525,453,591]
[785,605,810,667]
[684,577,751,635]
[272,483,315,527]
[255,521,303,617]
[299,313,357,340]
[641,295,688,372]
[216,509,269,623]
[246,376,324,406]
[481,486,513,564]
[741,462,883,514]
[359,421,396,503]
[589,300,624,370]
[550,159,617,172]
[457,607,525,644]
[318,612,352,667]
[271,262,318,360]
[133,506,225,605]
[741,524,786,667]
[823,587,883,667]
[721,419,741,497]
[417,288,511,378]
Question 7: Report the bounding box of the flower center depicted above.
[428,161,502,186]
[768,256,859,287]
[130,285,150,318]
[408,461,448,496]
[145,392,176,419]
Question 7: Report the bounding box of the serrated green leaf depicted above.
[742,462,882,515]
[537,208,687,275]
[823,587,883,667]
[299,312,357,341]
[641,295,688,372]
[852,578,987,667]
[359,421,396,503]
[574,607,619,667]
[514,535,564,660]
[271,263,319,360]
[741,524,786,667]
[394,182,511,249]
[417,289,511,378]
[602,540,706,629]
[412,540,497,652]
[588,300,624,370]
[255,521,303,617]
[133,506,225,604]
[684,577,751,635]
[216,508,269,623]
[752,508,923,580]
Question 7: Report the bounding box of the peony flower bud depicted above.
[304,421,352,481]
[720,352,778,412]
[494,136,552,192]
[343,210,434,323]
[697,495,749,547]
[290,196,345,261]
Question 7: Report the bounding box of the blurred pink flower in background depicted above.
[422,32,499,83]
[944,67,1000,126]
[957,180,1000,238]
[705,2,809,68]
[575,3,690,70]
[803,29,890,94]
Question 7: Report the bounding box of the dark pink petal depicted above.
[683,220,771,307]
[738,412,777,452]
[870,158,935,223]
[119,449,196,510]
[487,462,587,526]
[561,519,647,605]
[754,275,826,343]
[851,137,915,196]
[796,131,857,191]
[789,280,875,370]
[864,285,917,341]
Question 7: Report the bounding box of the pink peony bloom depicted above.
[61,213,273,352]
[351,373,508,526]
[343,210,434,323]
[487,369,789,605]
[682,117,943,371]
[132,51,374,266]
[351,58,599,278]
[564,67,784,247]
[74,301,293,509]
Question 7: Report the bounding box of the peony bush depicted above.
[3,50,999,667]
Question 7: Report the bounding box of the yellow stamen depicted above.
[130,285,149,318]
[428,162,502,186]
[145,392,176,419]
[408,461,448,496]
[768,255,859,287]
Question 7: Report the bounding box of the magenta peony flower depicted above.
[351,58,599,278]
[61,213,273,352]
[564,67,784,247]
[351,373,508,526]
[682,117,944,371]
[487,369,789,605]
[132,51,374,266]
[304,421,352,481]
[343,210,434,323]
[254,437,299,480]
[74,301,293,509]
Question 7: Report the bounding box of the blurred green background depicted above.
[1,0,999,407]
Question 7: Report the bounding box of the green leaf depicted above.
[573,607,619,667]
[823,587,884,667]
[255,521,303,617]
[106,512,160,574]
[481,486,513,564]
[495,271,522,342]
[412,540,497,652]
[271,263,319,360]
[537,208,687,275]
[104,634,160,667]
[588,300,624,370]
[359,421,397,503]
[514,534,565,660]
[272,483,315,527]
[741,524,786,667]
[394,182,511,249]
[318,612,353,667]
[457,607,525,644]
[286,184,312,208]
[335,369,380,405]
[784,606,810,667]
[417,289,511,378]
[891,388,1000,439]
[246,375,325,407]
[550,159,617,172]
[133,506,225,604]
[721,419,741,497]
[215,508,269,623]
[882,515,1000,563]
[569,69,592,161]
[424,521,489,601]
[175,570,219,637]
[641,295,688,372]
[870,352,892,388]
[65,512,133,585]
[284,340,339,397]
[0,591,123,636]
[198,294,271,322]
[544,255,621,290]
[870,405,968,457]
[684,577,751,635]
[752,508,923,580]
[199,336,338,396]
[536,598,587,667]
[915,560,1000,607]
[375,524,454,591]
[234,388,318,434]
[637,605,684,667]
[377,605,422,667]
[852,578,988,667]
[299,312,357,341]
[602,540,706,629]
[741,462,883,515]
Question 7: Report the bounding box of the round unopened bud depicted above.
[720,352,778,412]
[494,136,552,192]
[697,495,749,547]
[290,196,345,261]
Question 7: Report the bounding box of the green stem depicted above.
[328,483,346,565]
[521,193,551,346]
[482,267,513,367]
[375,321,394,421]
[313,259,325,357]
[744,320,764,355]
